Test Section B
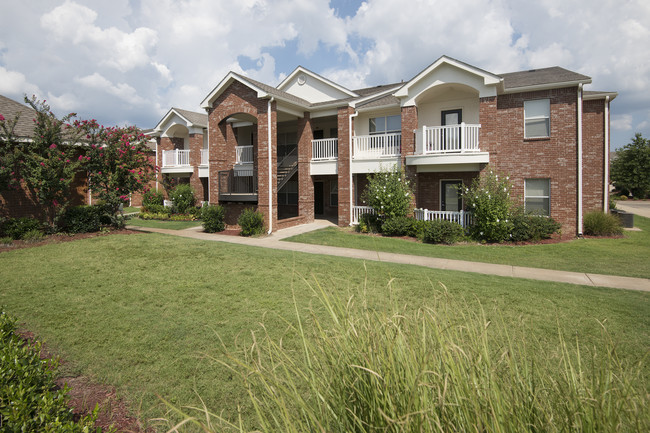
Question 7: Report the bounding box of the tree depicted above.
[80,121,156,223]
[1,97,84,224]
[611,133,650,198]
[361,165,414,221]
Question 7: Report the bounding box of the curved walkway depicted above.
[126,222,650,293]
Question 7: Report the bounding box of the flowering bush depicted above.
[202,204,226,233]
[142,189,164,208]
[461,169,514,243]
[168,184,196,214]
[362,165,414,223]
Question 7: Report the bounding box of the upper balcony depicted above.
[161,149,193,174]
[236,145,254,165]
[353,133,401,159]
[408,123,489,167]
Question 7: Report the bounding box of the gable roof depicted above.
[173,107,208,127]
[499,67,591,92]
[0,94,36,138]
[277,66,358,99]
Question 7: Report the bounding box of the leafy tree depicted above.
[80,120,157,224]
[361,165,414,222]
[1,97,84,225]
[611,133,650,198]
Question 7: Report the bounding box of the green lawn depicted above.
[284,215,650,279]
[126,216,202,230]
[0,233,648,430]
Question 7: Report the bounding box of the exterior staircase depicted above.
[277,147,298,191]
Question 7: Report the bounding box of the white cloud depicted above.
[611,114,633,131]
[76,73,145,105]
[0,66,41,98]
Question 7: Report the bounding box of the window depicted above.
[369,115,401,134]
[330,180,338,206]
[524,99,550,138]
[525,179,550,216]
[278,180,298,205]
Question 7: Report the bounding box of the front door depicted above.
[314,181,324,215]
[441,180,463,211]
[441,109,462,150]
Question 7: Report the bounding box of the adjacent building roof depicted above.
[499,67,591,91]
[0,94,36,138]
[172,107,208,128]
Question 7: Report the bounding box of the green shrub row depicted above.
[59,204,113,234]
[0,216,43,240]
[0,310,103,432]
[139,212,198,221]
[510,213,562,242]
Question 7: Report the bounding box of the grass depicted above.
[0,233,648,430]
[125,216,202,230]
[121,206,140,214]
[283,215,650,279]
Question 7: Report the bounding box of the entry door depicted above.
[441,109,462,150]
[314,182,324,215]
[441,180,463,211]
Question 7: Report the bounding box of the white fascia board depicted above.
[394,55,502,98]
[350,85,403,109]
[276,102,305,118]
[156,109,205,137]
[583,91,618,101]
[200,72,269,109]
[277,66,358,98]
[311,108,339,118]
[356,102,401,113]
[503,79,592,94]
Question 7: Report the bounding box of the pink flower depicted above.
[49,144,57,149]
[53,199,59,206]
[78,155,84,161]
[98,171,102,175]
[0,114,4,121]
[66,159,70,163]
[40,162,45,166]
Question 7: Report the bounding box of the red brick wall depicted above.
[582,99,606,213]
[486,87,579,234]
[337,106,353,226]
[416,172,479,211]
[297,112,314,222]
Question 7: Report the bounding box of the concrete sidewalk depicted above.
[126,222,650,293]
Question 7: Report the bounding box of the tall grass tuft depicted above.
[165,280,649,433]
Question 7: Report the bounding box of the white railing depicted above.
[353,133,401,159]
[352,206,376,224]
[312,138,338,160]
[413,208,473,228]
[200,149,209,165]
[415,123,481,154]
[162,149,190,167]
[236,145,253,164]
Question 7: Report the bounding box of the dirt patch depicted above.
[0,229,141,253]
[17,329,150,433]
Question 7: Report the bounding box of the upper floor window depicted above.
[524,99,550,138]
[369,115,401,135]
[525,178,550,216]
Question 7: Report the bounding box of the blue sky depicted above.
[0,0,649,149]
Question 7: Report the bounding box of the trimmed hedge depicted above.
[202,205,226,233]
[238,208,265,236]
[59,205,112,234]
[421,220,465,245]
[510,213,562,242]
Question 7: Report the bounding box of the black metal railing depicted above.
[218,169,258,201]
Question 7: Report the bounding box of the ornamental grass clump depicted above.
[167,281,648,433]
[584,211,624,236]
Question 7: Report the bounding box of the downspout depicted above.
[267,97,275,234]
[604,96,610,212]
[206,128,211,204]
[349,109,359,225]
[155,139,159,192]
[577,84,583,236]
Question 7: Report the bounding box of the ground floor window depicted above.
[278,179,298,205]
[330,180,338,206]
[525,178,550,216]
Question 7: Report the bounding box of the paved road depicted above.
[126,222,650,293]
[616,200,650,219]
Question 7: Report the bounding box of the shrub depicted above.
[21,229,45,242]
[361,165,414,223]
[202,205,226,233]
[2,217,42,240]
[142,189,164,208]
[421,219,465,244]
[141,203,171,215]
[238,208,264,236]
[510,213,562,242]
[0,236,13,246]
[355,212,381,234]
[0,310,101,432]
[60,205,103,234]
[584,211,624,236]
[381,216,425,238]
[169,184,196,214]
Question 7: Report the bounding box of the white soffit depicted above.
[394,56,502,105]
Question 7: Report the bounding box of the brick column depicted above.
[478,96,497,159]
[297,112,314,222]
[400,105,418,207]
[257,100,278,232]
[337,106,353,226]
[188,133,204,202]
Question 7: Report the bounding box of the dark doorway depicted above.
[314,181,324,215]
[441,109,462,151]
[441,180,463,211]
[441,109,462,126]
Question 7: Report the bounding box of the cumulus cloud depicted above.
[0,66,41,98]
[611,114,633,131]
[76,73,145,105]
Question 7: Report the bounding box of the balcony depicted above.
[312,138,338,161]
[218,169,257,202]
[200,149,209,166]
[161,149,193,174]
[236,145,254,165]
[353,133,401,159]
[408,123,489,168]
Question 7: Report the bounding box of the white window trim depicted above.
[524,99,550,139]
[524,178,551,216]
[369,115,401,135]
